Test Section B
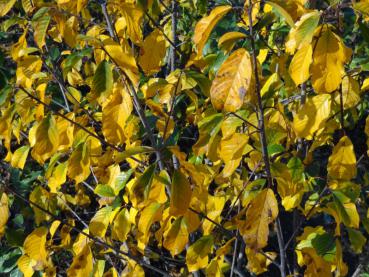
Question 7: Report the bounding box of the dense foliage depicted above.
[2,0,369,276]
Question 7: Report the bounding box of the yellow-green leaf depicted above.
[265,1,294,27]
[186,235,214,272]
[89,206,113,238]
[0,0,17,17]
[286,11,321,53]
[137,202,163,248]
[32,8,51,49]
[11,145,30,169]
[347,228,366,253]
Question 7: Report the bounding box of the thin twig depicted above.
[17,86,146,166]
[284,186,328,251]
[6,186,170,277]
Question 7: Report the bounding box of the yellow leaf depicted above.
[17,255,36,277]
[137,202,164,248]
[311,27,351,94]
[23,227,48,267]
[102,37,139,86]
[16,56,42,89]
[112,208,131,242]
[206,256,224,277]
[102,84,132,145]
[289,43,312,85]
[11,145,30,169]
[0,193,9,238]
[29,186,56,224]
[193,6,232,56]
[218,31,246,53]
[148,172,169,204]
[257,49,269,65]
[210,48,253,112]
[56,113,75,151]
[121,259,145,277]
[186,235,214,272]
[260,72,282,97]
[327,136,357,180]
[67,244,93,277]
[64,16,79,48]
[89,206,113,237]
[246,248,276,275]
[336,76,361,109]
[170,170,192,217]
[0,0,17,17]
[293,94,332,139]
[220,133,249,163]
[361,77,369,91]
[240,189,278,250]
[139,29,168,75]
[202,195,226,235]
[163,216,189,256]
[117,3,143,44]
[67,142,91,184]
[31,115,59,164]
[48,162,68,193]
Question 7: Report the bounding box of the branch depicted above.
[5,186,170,277]
[188,207,234,238]
[284,186,328,251]
[247,1,286,276]
[99,45,164,170]
[17,86,147,166]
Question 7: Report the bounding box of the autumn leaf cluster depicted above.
[1,0,369,276]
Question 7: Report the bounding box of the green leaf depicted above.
[94,184,116,197]
[92,61,113,102]
[267,144,284,157]
[311,233,336,262]
[287,157,304,182]
[347,227,366,253]
[131,164,156,203]
[0,84,11,106]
